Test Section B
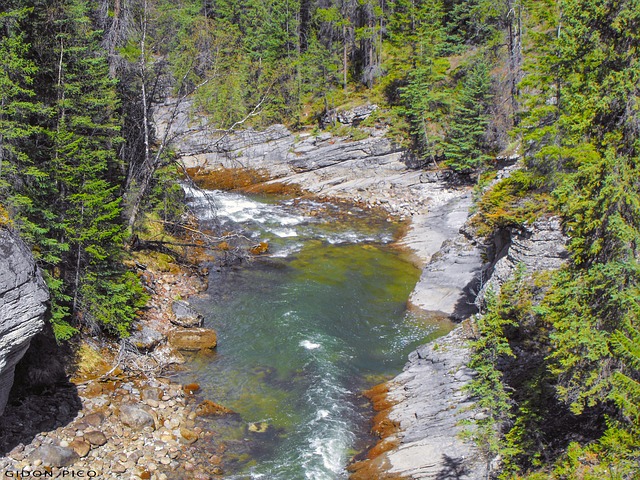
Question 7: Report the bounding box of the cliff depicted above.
[0,227,49,415]
[352,216,569,479]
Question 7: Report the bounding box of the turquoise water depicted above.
[180,188,452,479]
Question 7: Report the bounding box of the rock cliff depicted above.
[0,227,49,415]
[355,215,569,479]
[475,217,569,307]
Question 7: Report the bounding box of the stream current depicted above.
[179,187,452,479]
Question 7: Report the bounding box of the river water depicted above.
[179,187,452,479]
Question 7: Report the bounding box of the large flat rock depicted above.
[404,193,483,319]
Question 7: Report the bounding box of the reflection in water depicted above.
[178,188,453,479]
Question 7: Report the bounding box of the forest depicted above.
[0,0,638,477]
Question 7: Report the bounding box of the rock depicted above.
[128,326,166,352]
[150,343,186,366]
[83,430,107,446]
[211,466,224,475]
[321,104,378,127]
[182,383,200,394]
[179,427,199,445]
[171,300,204,328]
[0,227,49,415]
[119,404,155,431]
[167,328,217,351]
[31,445,78,467]
[405,193,483,319]
[82,412,104,426]
[248,422,269,433]
[194,400,234,417]
[476,217,569,308]
[141,387,164,401]
[69,439,91,457]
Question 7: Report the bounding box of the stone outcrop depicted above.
[476,217,569,307]
[167,327,217,351]
[350,324,487,479]
[0,227,49,416]
[404,193,483,319]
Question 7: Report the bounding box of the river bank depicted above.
[176,122,488,478]
[0,247,232,479]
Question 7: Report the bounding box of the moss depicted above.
[73,342,112,380]
[472,170,554,237]
[0,204,12,227]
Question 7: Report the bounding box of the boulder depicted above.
[180,427,199,445]
[119,404,155,430]
[128,326,166,352]
[31,445,78,467]
[0,228,49,415]
[69,439,91,457]
[168,328,217,351]
[141,386,164,401]
[171,300,204,328]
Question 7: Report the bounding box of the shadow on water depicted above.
[0,324,81,456]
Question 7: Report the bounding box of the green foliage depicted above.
[466,286,516,458]
[79,271,149,337]
[473,170,551,235]
[1,0,148,340]
[443,60,493,172]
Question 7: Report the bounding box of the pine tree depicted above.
[443,61,493,172]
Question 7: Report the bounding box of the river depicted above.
[177,187,452,479]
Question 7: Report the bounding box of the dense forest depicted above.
[0,0,638,477]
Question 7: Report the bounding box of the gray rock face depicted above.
[406,193,483,319]
[476,217,569,308]
[0,228,49,416]
[367,326,488,479]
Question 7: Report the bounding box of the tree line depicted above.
[469,0,640,477]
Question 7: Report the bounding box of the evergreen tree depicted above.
[443,61,493,172]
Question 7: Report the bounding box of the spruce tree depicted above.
[443,61,493,172]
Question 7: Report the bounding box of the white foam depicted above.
[315,409,330,420]
[271,228,298,238]
[300,340,321,350]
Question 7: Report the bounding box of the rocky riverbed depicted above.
[0,251,235,479]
